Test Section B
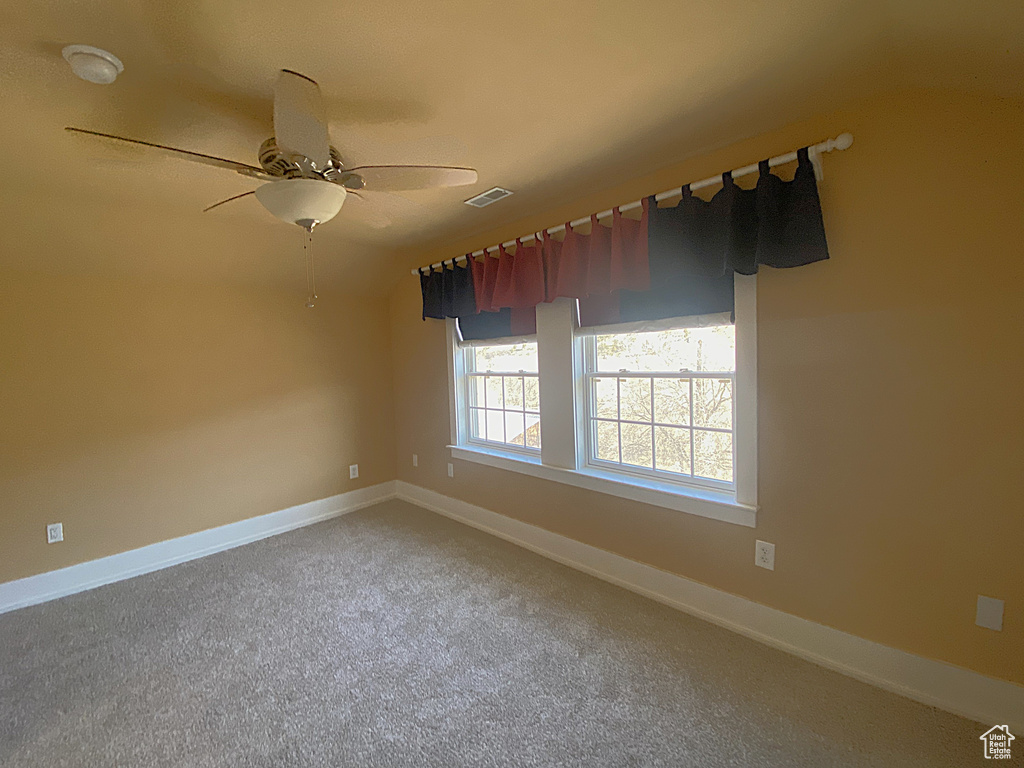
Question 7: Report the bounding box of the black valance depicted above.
[643,146,828,276]
[457,307,537,341]
[419,262,477,320]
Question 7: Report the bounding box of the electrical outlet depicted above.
[755,540,775,570]
[447,462,454,478]
[349,464,359,480]
[976,595,1004,631]
[47,523,63,544]
[412,454,418,467]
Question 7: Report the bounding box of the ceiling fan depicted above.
[67,69,479,306]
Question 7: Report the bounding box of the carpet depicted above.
[0,499,985,766]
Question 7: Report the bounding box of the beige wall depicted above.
[389,88,1024,685]
[0,273,395,582]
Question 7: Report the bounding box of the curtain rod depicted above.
[411,132,853,276]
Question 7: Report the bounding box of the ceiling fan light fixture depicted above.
[62,45,123,84]
[254,179,347,229]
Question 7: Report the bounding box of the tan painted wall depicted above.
[0,274,395,582]
[389,88,1024,685]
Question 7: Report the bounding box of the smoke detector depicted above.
[464,187,513,208]
[62,45,124,84]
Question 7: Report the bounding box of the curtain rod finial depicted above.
[832,133,854,151]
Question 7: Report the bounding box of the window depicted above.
[584,325,735,490]
[447,276,757,526]
[465,342,541,451]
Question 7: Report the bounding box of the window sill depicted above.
[448,444,756,527]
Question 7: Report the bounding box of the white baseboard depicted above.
[394,481,1023,732]
[0,481,397,615]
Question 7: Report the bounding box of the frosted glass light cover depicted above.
[254,179,347,227]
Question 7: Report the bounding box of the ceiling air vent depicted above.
[464,187,513,208]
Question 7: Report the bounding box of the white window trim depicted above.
[446,274,757,528]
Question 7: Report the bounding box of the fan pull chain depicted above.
[304,228,318,308]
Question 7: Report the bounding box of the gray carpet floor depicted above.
[0,499,987,767]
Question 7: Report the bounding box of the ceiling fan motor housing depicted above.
[260,138,365,190]
[258,138,342,177]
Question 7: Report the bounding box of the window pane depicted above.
[653,378,690,426]
[505,411,526,446]
[693,429,733,482]
[524,377,540,411]
[594,325,735,373]
[693,378,733,430]
[619,377,652,422]
[654,426,691,475]
[524,414,541,448]
[485,376,504,409]
[470,342,538,373]
[469,407,485,440]
[585,322,736,487]
[485,409,505,442]
[505,376,524,410]
[620,423,653,468]
[593,377,617,419]
[469,376,486,408]
[595,420,619,462]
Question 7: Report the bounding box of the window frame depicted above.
[463,344,541,456]
[447,274,757,527]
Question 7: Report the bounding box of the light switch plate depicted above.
[47,523,63,544]
[976,595,1004,631]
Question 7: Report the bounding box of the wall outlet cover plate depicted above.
[755,540,775,570]
[976,595,1004,631]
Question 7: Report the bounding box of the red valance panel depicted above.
[543,200,649,301]
[609,201,651,293]
[543,225,583,300]
[471,248,501,312]
[489,238,546,309]
[471,206,649,313]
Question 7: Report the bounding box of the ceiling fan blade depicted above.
[203,190,256,212]
[345,164,478,192]
[273,69,330,169]
[66,127,274,180]
[345,188,430,230]
[342,193,392,229]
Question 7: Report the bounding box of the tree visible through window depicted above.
[585,325,735,486]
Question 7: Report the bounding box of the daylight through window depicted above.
[466,342,541,451]
[583,325,735,488]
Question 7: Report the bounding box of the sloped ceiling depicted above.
[1,0,1021,297]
